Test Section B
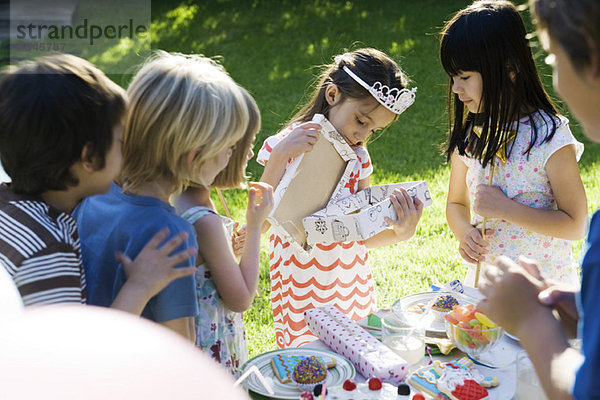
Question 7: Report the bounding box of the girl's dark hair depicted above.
[531,0,600,72]
[441,0,559,167]
[0,53,126,195]
[291,48,408,126]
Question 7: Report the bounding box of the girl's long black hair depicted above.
[441,0,559,167]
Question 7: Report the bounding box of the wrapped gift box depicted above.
[304,305,409,384]
[268,114,357,249]
[303,181,432,246]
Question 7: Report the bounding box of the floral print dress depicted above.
[461,112,584,287]
[180,206,248,376]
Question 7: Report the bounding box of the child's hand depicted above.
[115,228,197,298]
[384,188,424,241]
[539,284,579,339]
[232,224,246,258]
[273,122,321,159]
[458,226,494,263]
[527,254,579,338]
[473,184,511,218]
[478,255,549,337]
[246,182,274,227]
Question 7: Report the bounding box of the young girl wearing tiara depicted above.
[258,48,423,348]
[174,88,273,375]
[441,0,587,287]
[75,52,261,340]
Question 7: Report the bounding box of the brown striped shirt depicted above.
[0,185,86,305]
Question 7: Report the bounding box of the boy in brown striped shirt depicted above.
[0,54,197,314]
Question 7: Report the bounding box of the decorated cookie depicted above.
[480,377,499,388]
[436,368,489,400]
[271,354,336,383]
[408,366,450,399]
[431,295,459,312]
[292,356,327,392]
[433,359,500,389]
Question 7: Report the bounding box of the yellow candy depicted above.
[475,312,497,328]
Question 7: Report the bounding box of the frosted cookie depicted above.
[436,368,489,400]
[292,356,327,392]
[431,295,459,321]
[408,365,451,399]
[271,354,336,383]
[433,359,500,389]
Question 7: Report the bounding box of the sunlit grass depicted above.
[152,0,599,357]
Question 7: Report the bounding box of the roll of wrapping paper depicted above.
[215,188,261,297]
[474,161,495,288]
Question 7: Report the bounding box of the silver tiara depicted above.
[342,66,416,115]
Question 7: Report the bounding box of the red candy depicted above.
[368,377,382,390]
[413,394,426,400]
[299,391,314,400]
[342,379,357,391]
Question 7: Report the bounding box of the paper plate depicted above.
[391,291,477,338]
[240,347,355,399]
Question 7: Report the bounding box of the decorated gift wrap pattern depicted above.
[267,113,358,251]
[304,305,409,385]
[304,181,433,246]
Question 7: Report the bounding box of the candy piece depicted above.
[397,383,411,395]
[300,391,314,400]
[313,384,324,396]
[475,312,497,328]
[413,394,426,400]
[480,376,500,388]
[368,377,382,390]
[445,313,459,325]
[326,381,399,398]
[342,379,357,391]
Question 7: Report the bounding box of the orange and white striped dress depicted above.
[258,125,377,348]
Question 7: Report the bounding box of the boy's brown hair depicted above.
[531,0,600,72]
[0,53,126,195]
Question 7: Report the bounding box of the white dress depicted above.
[461,112,583,287]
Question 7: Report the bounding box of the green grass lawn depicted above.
[5,0,599,357]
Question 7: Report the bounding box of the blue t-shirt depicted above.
[574,210,600,399]
[73,182,198,322]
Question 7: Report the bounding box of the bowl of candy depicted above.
[444,304,504,357]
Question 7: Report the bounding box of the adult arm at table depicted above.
[478,256,582,400]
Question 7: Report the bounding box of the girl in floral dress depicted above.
[442,0,588,287]
[258,48,423,348]
[175,88,274,375]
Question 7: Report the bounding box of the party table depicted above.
[244,287,523,399]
